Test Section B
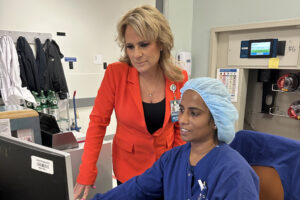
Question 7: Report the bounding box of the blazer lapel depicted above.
[127,66,144,118]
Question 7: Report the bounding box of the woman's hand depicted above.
[74,182,95,200]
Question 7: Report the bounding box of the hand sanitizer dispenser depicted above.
[175,52,192,77]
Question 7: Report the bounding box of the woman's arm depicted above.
[91,151,169,200]
[76,64,116,185]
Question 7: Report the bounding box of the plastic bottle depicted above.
[32,91,42,113]
[47,90,53,110]
[25,100,33,109]
[40,90,48,114]
[49,91,59,120]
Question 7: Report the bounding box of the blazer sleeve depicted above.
[173,70,189,147]
[76,64,116,185]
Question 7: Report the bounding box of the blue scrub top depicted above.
[91,143,259,200]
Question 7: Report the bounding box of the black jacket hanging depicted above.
[16,36,40,94]
[43,39,68,99]
[35,38,49,92]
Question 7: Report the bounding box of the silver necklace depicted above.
[141,72,162,102]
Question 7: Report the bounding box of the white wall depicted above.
[164,0,193,56]
[191,0,300,77]
[0,0,155,134]
[0,0,155,98]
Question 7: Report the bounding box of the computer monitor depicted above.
[0,134,74,200]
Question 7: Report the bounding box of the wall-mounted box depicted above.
[209,19,300,140]
[228,30,300,67]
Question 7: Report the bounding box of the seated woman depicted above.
[91,77,259,200]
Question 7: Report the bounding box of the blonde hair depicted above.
[116,5,184,82]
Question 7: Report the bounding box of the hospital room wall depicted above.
[0,0,155,134]
[163,0,194,56]
[191,0,300,78]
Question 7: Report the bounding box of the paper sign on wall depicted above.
[268,58,280,69]
[217,68,239,102]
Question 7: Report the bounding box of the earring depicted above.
[214,125,217,129]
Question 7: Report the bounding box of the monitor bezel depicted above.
[0,134,74,200]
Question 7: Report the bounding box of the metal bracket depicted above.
[269,106,289,118]
[271,83,299,93]
[0,30,52,44]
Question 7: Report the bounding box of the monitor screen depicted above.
[248,39,274,58]
[250,42,271,56]
[0,135,74,200]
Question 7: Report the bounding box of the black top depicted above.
[142,98,165,134]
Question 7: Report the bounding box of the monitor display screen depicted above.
[250,42,271,56]
[0,135,74,200]
[248,39,274,58]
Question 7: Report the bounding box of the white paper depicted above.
[0,118,11,136]
[217,68,239,102]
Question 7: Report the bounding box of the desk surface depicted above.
[0,106,38,119]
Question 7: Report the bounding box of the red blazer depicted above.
[77,62,188,184]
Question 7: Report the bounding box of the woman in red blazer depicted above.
[74,5,188,199]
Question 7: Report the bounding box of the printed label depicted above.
[31,155,54,175]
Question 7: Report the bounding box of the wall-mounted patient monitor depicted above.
[240,38,286,58]
[249,39,274,57]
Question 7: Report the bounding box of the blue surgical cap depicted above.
[180,77,238,143]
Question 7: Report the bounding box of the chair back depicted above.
[230,130,300,200]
